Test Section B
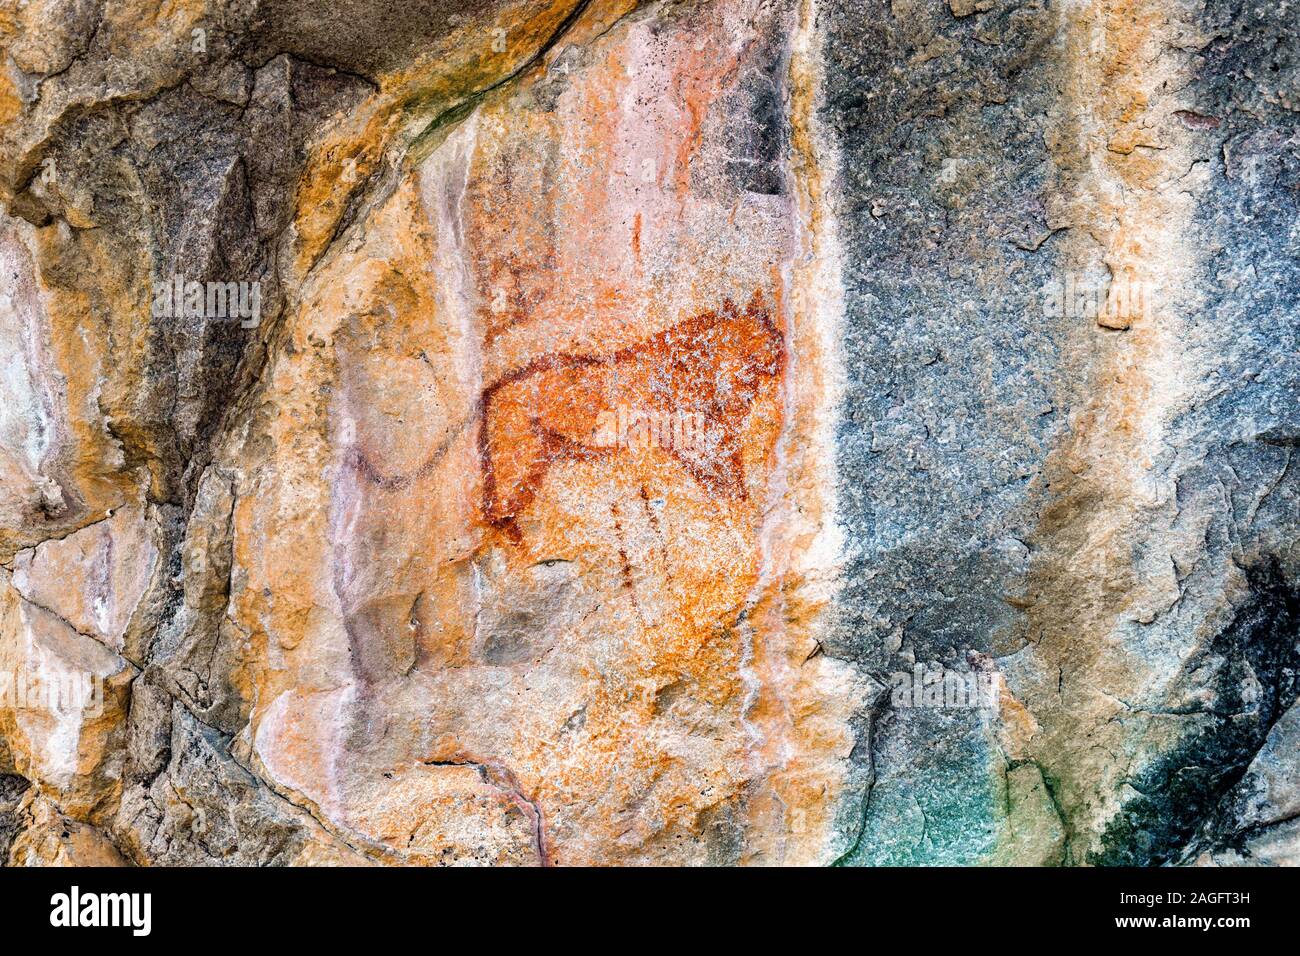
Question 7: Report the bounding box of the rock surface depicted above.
[0,0,1295,865]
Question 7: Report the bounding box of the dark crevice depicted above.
[1091,559,1300,865]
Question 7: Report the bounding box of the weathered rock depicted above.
[0,0,1294,866]
[0,773,30,861]
[0,568,135,822]
[116,703,364,865]
[6,790,127,867]
[823,0,1298,866]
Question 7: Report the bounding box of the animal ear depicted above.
[745,288,767,317]
[721,297,738,317]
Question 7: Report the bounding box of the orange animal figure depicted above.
[480,290,785,540]
[349,290,786,543]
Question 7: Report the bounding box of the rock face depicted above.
[0,0,1294,866]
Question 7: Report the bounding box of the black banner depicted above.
[0,865,1288,943]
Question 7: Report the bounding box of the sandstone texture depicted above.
[0,0,1295,866]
